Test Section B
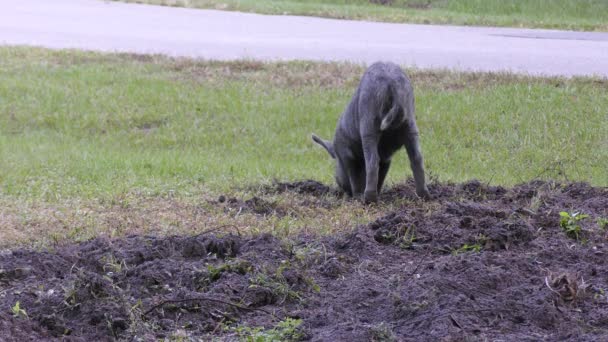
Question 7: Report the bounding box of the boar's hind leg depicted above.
[404,131,431,199]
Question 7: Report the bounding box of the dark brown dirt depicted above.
[267,179,337,197]
[209,180,340,218]
[1,180,607,341]
[212,195,290,217]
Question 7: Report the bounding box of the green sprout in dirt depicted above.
[207,260,253,281]
[291,244,328,268]
[250,272,292,299]
[370,322,397,342]
[230,318,303,342]
[206,264,224,282]
[195,260,254,291]
[559,211,589,240]
[62,281,79,309]
[377,225,417,248]
[11,301,28,319]
[597,217,608,231]
[250,269,301,304]
[452,243,482,255]
[399,226,417,249]
[277,259,321,294]
[101,254,128,275]
[594,287,607,303]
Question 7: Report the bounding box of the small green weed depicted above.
[370,322,396,341]
[594,287,605,297]
[250,271,301,304]
[291,244,328,268]
[399,225,417,249]
[230,318,303,342]
[101,254,128,275]
[559,211,589,240]
[206,264,224,282]
[452,243,482,255]
[62,281,79,309]
[206,260,252,281]
[11,301,28,319]
[194,260,253,290]
[597,217,608,230]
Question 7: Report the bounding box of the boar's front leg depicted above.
[334,158,354,196]
[378,160,391,194]
[361,134,381,203]
[341,156,365,199]
[404,127,431,200]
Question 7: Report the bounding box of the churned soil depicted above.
[266,180,337,198]
[212,195,290,217]
[1,180,607,341]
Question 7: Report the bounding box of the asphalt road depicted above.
[1,0,608,77]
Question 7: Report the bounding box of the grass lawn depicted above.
[1,46,607,246]
[117,0,608,31]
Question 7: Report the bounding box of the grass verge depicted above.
[0,46,607,247]
[117,0,608,31]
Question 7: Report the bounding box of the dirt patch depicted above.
[264,179,338,198]
[168,60,364,90]
[1,180,607,340]
[369,0,395,6]
[15,47,607,95]
[210,195,290,217]
[258,179,342,210]
[210,180,341,217]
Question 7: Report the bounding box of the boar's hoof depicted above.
[417,188,432,201]
[364,190,379,204]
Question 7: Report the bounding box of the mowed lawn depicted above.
[0,46,607,247]
[119,0,608,31]
[1,46,606,202]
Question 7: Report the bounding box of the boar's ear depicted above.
[312,133,336,159]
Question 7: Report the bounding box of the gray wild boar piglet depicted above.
[312,61,430,203]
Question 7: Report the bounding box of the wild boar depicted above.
[312,61,430,203]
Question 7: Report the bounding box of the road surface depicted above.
[1,0,607,77]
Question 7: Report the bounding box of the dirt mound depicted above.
[264,179,338,197]
[213,180,339,217]
[212,195,289,217]
[1,181,607,341]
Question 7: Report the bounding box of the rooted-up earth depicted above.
[1,180,607,341]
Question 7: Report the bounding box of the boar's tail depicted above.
[380,84,404,131]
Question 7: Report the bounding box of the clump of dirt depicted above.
[1,180,607,341]
[264,179,338,197]
[212,180,339,217]
[261,179,342,210]
[369,0,394,6]
[211,195,289,217]
[168,59,364,90]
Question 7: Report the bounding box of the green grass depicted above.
[1,46,607,204]
[0,46,607,247]
[119,0,608,31]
